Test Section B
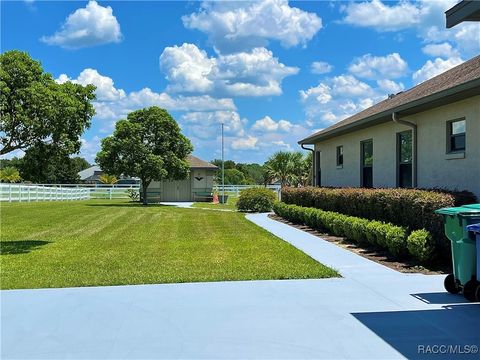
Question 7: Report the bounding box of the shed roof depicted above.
[187,155,218,169]
[300,55,480,144]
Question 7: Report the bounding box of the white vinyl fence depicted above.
[213,184,281,199]
[0,183,141,202]
[1,184,90,202]
[1,183,278,202]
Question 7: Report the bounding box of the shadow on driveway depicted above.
[352,304,480,359]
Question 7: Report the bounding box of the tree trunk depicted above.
[141,179,150,206]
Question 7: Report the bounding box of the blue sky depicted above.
[2,0,479,164]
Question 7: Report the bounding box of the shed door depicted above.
[162,179,192,201]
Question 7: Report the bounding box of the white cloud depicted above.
[340,0,479,56]
[160,44,298,97]
[231,136,258,150]
[348,53,408,80]
[412,57,464,84]
[56,68,126,101]
[299,83,332,104]
[331,75,373,97]
[40,1,122,49]
[422,42,459,58]
[56,68,237,135]
[80,136,101,163]
[181,110,246,139]
[311,61,333,74]
[251,116,293,132]
[270,140,292,150]
[341,0,420,31]
[159,43,215,93]
[377,79,404,94]
[300,74,387,126]
[182,0,322,53]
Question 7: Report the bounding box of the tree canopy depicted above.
[96,106,193,205]
[19,143,82,184]
[0,50,96,156]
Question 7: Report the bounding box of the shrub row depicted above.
[236,188,276,212]
[280,187,476,257]
[273,202,435,262]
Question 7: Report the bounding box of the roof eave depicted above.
[299,78,480,145]
[445,0,480,28]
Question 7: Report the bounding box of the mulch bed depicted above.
[268,214,450,275]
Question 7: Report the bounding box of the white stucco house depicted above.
[146,155,218,202]
[299,55,480,198]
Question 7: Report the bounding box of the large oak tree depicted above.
[0,50,96,155]
[96,106,193,205]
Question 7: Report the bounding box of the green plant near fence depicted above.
[273,202,436,261]
[236,188,277,212]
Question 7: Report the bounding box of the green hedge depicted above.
[236,188,276,212]
[281,187,476,258]
[273,202,408,258]
[407,229,434,263]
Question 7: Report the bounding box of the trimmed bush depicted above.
[280,187,477,258]
[236,188,276,212]
[273,203,407,258]
[407,229,434,263]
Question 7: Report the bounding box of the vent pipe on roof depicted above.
[392,112,417,188]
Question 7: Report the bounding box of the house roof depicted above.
[446,0,480,28]
[187,155,218,169]
[299,55,480,144]
[78,165,102,180]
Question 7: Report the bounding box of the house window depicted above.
[397,131,412,188]
[336,146,344,167]
[361,140,373,188]
[448,119,466,153]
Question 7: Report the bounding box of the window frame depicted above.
[336,145,344,167]
[396,130,413,188]
[446,118,466,154]
[360,139,373,188]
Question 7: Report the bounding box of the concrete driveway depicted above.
[1,213,479,359]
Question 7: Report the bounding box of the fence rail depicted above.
[1,183,280,202]
[213,184,281,199]
[0,184,91,202]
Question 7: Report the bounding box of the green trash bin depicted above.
[435,205,480,301]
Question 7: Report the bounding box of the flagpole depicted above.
[221,123,225,203]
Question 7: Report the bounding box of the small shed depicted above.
[146,155,218,202]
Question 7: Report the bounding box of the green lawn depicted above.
[191,194,238,211]
[0,200,337,289]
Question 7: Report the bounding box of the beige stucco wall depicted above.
[313,96,480,198]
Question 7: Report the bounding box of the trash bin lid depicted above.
[466,223,480,234]
[462,204,480,210]
[435,206,480,216]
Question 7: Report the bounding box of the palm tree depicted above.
[0,167,21,183]
[264,151,298,187]
[99,174,118,184]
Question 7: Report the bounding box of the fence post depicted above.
[9,184,12,202]
[109,188,112,200]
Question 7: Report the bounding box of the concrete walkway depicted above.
[2,214,479,359]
